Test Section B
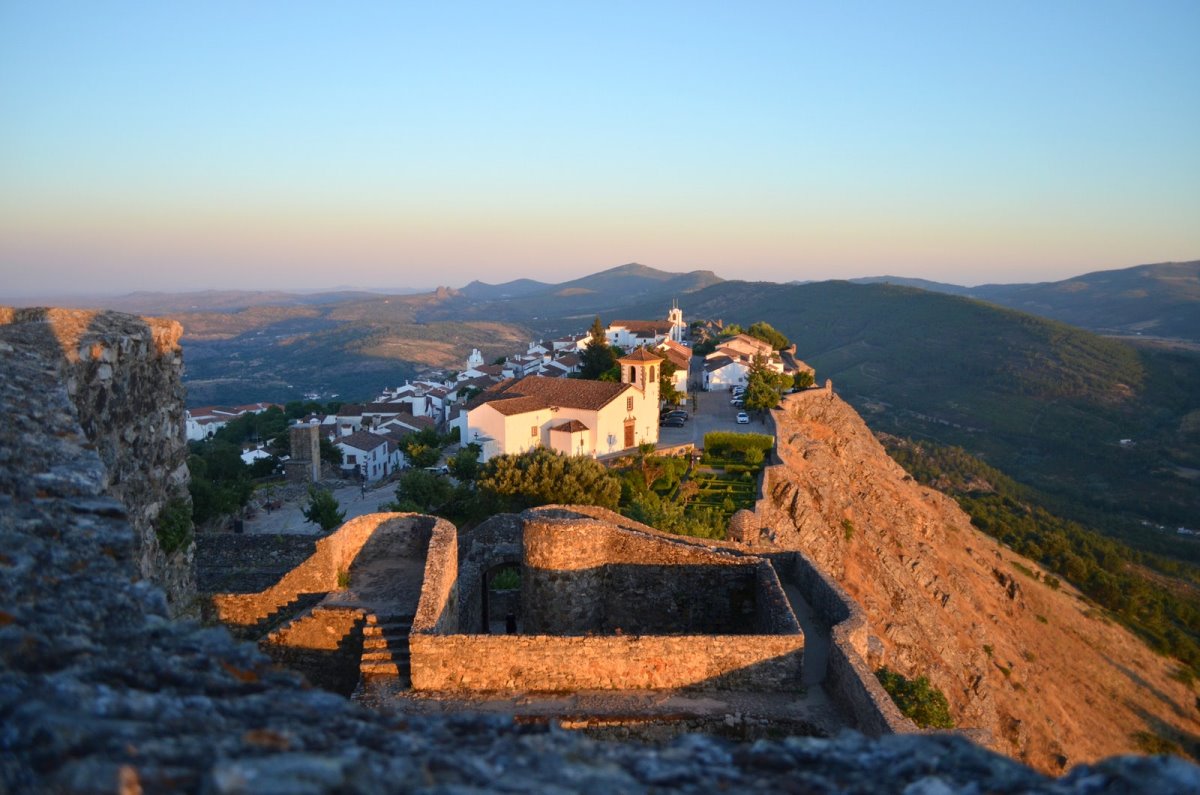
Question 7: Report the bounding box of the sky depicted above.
[2,1,1198,296]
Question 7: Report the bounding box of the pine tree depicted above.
[579,316,617,379]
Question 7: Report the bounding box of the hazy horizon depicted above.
[3,3,1198,295]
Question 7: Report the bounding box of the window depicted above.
[630,365,637,383]
[626,396,634,412]
[347,454,357,464]
[649,366,656,383]
[531,425,538,437]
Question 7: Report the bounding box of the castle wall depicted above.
[521,511,780,635]
[210,513,439,628]
[0,307,194,613]
[410,632,803,692]
[412,507,804,691]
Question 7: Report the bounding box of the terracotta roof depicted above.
[610,320,674,334]
[619,347,664,363]
[337,430,388,452]
[483,395,550,416]
[657,340,691,369]
[556,353,581,366]
[552,419,589,433]
[472,375,631,415]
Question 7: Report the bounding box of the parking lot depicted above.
[656,384,772,450]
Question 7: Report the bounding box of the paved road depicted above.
[243,480,398,536]
[657,374,772,450]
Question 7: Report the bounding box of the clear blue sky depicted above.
[2,1,1197,295]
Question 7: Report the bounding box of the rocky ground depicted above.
[754,387,1200,772]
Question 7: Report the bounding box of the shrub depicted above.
[491,566,520,590]
[155,496,193,555]
[302,487,346,532]
[842,518,855,541]
[875,667,955,729]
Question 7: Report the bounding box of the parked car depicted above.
[736,411,750,424]
[731,386,745,396]
[659,417,686,428]
[665,409,689,421]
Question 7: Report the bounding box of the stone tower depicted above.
[286,422,321,483]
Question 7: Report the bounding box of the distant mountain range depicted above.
[852,260,1200,342]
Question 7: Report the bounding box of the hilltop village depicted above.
[184,305,812,480]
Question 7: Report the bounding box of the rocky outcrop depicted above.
[746,387,1200,772]
[0,308,194,614]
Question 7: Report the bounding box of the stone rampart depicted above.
[195,533,319,595]
[770,551,915,736]
[410,632,803,691]
[210,513,435,627]
[412,506,804,691]
[0,307,193,613]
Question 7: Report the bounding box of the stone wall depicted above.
[770,551,915,736]
[210,513,438,628]
[412,506,804,691]
[0,307,194,613]
[410,632,804,691]
[521,509,779,635]
[261,606,367,695]
[195,533,319,595]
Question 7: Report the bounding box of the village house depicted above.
[335,430,393,481]
[465,349,663,462]
[605,303,686,349]
[702,333,809,391]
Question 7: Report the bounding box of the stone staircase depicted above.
[227,591,327,641]
[359,613,413,686]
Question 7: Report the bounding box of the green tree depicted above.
[794,370,815,389]
[405,441,441,469]
[743,355,790,413]
[302,486,346,532]
[579,316,617,379]
[449,443,482,481]
[478,448,621,512]
[659,358,682,405]
[747,321,790,351]
[386,469,454,513]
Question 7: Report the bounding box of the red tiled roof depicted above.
[619,347,664,363]
[552,419,589,433]
[472,375,630,415]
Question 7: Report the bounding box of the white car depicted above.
[736,411,750,424]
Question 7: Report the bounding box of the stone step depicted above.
[361,649,410,664]
[362,624,411,638]
[360,660,412,677]
[363,636,409,651]
[364,614,414,625]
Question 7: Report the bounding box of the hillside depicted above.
[972,261,1200,342]
[638,279,1200,549]
[852,261,1200,343]
[759,389,1200,771]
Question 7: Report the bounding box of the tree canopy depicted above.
[742,355,792,413]
[746,321,791,351]
[579,316,618,379]
[477,448,621,512]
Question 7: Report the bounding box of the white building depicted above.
[335,431,392,481]
[465,349,663,462]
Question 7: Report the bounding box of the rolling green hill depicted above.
[637,280,1200,553]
